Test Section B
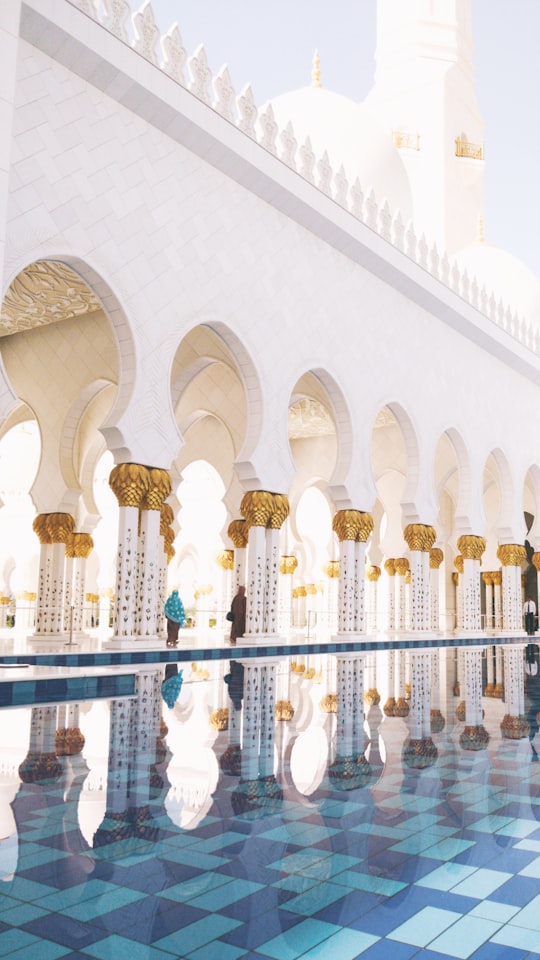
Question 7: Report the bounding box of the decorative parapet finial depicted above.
[311,49,321,88]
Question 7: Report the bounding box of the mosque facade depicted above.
[1,0,540,646]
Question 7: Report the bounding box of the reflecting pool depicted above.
[1,643,540,959]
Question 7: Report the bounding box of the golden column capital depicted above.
[452,572,459,586]
[216,549,234,571]
[405,570,411,585]
[457,534,486,561]
[297,586,307,597]
[160,502,174,529]
[269,493,290,529]
[492,570,502,586]
[332,509,373,542]
[394,558,409,577]
[141,468,172,511]
[240,490,274,527]
[429,547,444,569]
[497,543,527,567]
[482,571,494,586]
[306,583,317,595]
[33,513,52,544]
[384,558,396,576]
[403,523,436,552]
[532,552,540,572]
[228,518,249,548]
[280,555,298,575]
[454,555,464,575]
[66,532,94,559]
[324,560,340,578]
[46,513,75,544]
[109,463,150,507]
[366,565,381,582]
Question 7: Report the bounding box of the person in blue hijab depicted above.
[164,589,185,646]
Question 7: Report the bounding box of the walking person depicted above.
[229,585,246,646]
[524,596,537,636]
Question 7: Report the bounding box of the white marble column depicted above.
[429,548,443,632]
[109,463,151,642]
[366,565,380,634]
[404,524,436,631]
[64,533,94,636]
[498,544,526,633]
[394,558,409,632]
[137,470,172,640]
[332,510,374,637]
[241,492,289,641]
[483,572,494,632]
[457,535,486,634]
[159,503,175,638]
[32,512,75,637]
[493,571,503,630]
[384,559,396,631]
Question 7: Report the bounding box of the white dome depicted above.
[455,242,540,327]
[268,85,413,222]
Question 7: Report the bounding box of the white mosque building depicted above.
[0,0,539,646]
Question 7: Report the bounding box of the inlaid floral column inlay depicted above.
[492,570,503,630]
[33,512,75,636]
[332,510,373,635]
[497,544,526,633]
[454,556,464,630]
[457,535,486,633]
[109,463,151,640]
[459,647,489,750]
[403,524,436,631]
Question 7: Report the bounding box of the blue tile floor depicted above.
[0,648,540,959]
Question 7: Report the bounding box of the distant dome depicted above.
[268,85,413,222]
[455,242,540,327]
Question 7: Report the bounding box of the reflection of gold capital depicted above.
[240,490,274,526]
[276,699,294,721]
[366,565,381,582]
[280,555,298,575]
[332,509,373,542]
[324,560,340,578]
[429,548,443,569]
[457,535,486,561]
[319,693,337,714]
[216,549,234,571]
[209,708,229,731]
[109,463,150,507]
[228,518,249,548]
[395,558,409,577]
[403,523,436,552]
[142,468,172,510]
[497,543,526,567]
[384,558,396,576]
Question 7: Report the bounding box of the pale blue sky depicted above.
[148,1,540,278]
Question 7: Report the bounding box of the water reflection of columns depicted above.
[459,647,489,749]
[484,644,495,696]
[500,645,528,739]
[394,558,409,632]
[430,650,445,733]
[457,535,486,634]
[494,644,504,698]
[366,565,380,634]
[240,659,278,785]
[32,512,75,637]
[395,650,409,717]
[330,654,369,783]
[383,648,396,716]
[430,548,443,632]
[384,559,396,630]
[404,524,436,631]
[19,706,63,783]
[497,545,526,633]
[364,651,380,708]
[403,651,437,767]
[492,571,502,630]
